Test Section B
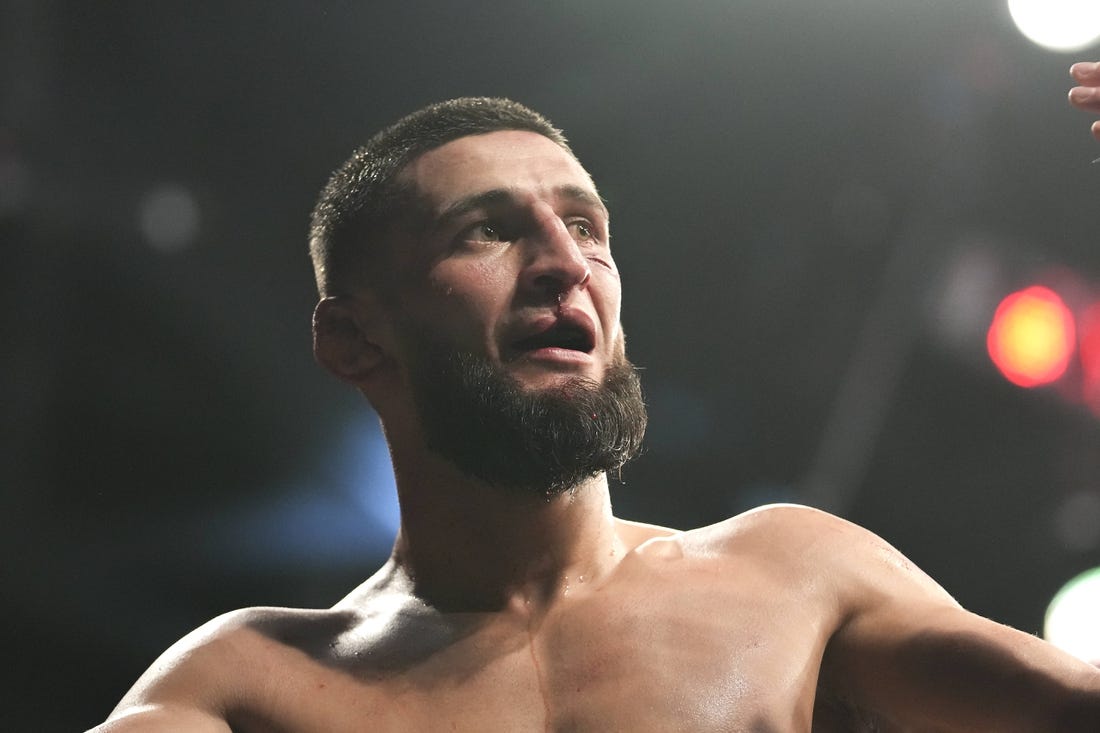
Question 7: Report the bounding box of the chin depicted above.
[510,364,605,392]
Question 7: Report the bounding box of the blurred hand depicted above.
[1069,61,1100,142]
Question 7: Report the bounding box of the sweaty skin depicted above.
[91,72,1100,732]
[91,506,1100,732]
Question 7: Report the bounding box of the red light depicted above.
[1079,302,1100,412]
[987,286,1076,388]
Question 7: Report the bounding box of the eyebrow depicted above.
[432,184,610,230]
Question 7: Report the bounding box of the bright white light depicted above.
[1044,567,1100,666]
[1008,0,1100,53]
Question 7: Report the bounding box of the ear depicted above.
[312,295,390,384]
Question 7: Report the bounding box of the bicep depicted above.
[91,612,259,733]
[727,507,1100,729]
[88,662,237,733]
[824,575,1100,730]
[89,703,232,733]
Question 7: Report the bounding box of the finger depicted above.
[1069,86,1100,112]
[1093,120,1100,143]
[1070,61,1100,85]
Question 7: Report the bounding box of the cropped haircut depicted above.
[309,97,573,297]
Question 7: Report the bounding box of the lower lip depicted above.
[521,347,593,364]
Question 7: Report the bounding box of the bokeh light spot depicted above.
[987,286,1075,388]
[1008,0,1100,53]
[138,184,200,253]
[1053,490,1100,552]
[1078,301,1100,415]
[1044,567,1100,667]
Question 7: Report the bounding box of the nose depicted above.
[521,211,592,301]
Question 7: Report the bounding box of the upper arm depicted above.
[815,514,1100,731]
[87,703,232,733]
[89,611,258,733]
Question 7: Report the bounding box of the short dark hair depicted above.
[309,97,573,297]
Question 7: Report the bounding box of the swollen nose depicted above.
[525,229,592,298]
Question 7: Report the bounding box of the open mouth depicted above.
[512,321,595,354]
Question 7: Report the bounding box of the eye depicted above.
[568,220,598,243]
[457,221,508,246]
[468,222,503,242]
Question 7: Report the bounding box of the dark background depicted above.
[4,1,1100,729]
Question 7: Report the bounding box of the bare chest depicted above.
[236,559,836,732]
[542,561,831,732]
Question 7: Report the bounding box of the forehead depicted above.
[399,130,599,212]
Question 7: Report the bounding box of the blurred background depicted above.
[4,0,1100,729]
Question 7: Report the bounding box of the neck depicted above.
[387,442,625,614]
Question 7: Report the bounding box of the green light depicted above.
[1044,567,1100,666]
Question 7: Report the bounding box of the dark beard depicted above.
[406,338,647,498]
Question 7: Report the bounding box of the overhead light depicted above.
[1008,0,1100,53]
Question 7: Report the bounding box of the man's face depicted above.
[378,130,645,495]
[390,130,622,392]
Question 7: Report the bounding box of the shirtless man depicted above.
[92,64,1100,732]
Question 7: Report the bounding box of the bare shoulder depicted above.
[678,502,865,557]
[613,515,680,549]
[92,605,358,732]
[679,503,957,607]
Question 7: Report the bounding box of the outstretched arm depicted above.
[1069,61,1100,142]
[827,591,1100,731]
[816,516,1100,731]
[720,506,1100,730]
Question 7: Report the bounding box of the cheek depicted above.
[596,272,623,335]
[612,331,627,361]
[428,260,513,308]
[422,259,516,341]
